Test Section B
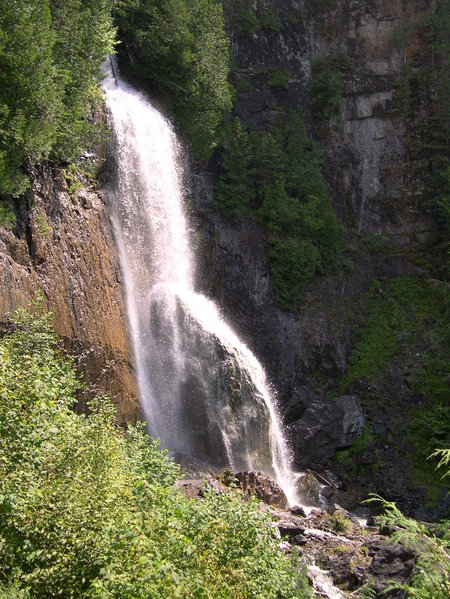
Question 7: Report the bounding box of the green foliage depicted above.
[335,277,449,393]
[269,237,320,310]
[304,0,337,18]
[267,70,291,90]
[332,276,449,498]
[0,0,115,196]
[0,304,311,597]
[360,233,389,254]
[215,112,344,310]
[387,17,411,50]
[114,0,233,161]
[404,0,450,254]
[0,200,16,229]
[310,55,349,123]
[227,0,259,35]
[335,425,374,469]
[214,118,252,217]
[329,512,353,534]
[395,63,411,112]
[261,4,281,32]
[367,487,450,598]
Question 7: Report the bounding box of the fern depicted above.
[365,450,450,598]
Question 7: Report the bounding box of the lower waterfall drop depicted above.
[103,67,299,505]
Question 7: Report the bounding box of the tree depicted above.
[114,0,233,160]
[0,0,115,197]
[0,0,59,195]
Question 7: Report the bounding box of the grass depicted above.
[331,275,449,502]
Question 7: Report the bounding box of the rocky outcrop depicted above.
[0,163,139,424]
[189,0,442,515]
[275,506,416,598]
[176,470,418,598]
[233,470,289,509]
[289,396,365,468]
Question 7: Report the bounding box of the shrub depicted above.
[0,302,311,597]
[310,54,350,123]
[0,201,16,229]
[267,70,291,90]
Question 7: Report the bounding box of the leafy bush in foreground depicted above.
[0,302,310,598]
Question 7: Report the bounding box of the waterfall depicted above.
[102,67,299,505]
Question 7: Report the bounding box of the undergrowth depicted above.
[0,299,311,598]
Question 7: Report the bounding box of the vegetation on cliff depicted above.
[368,466,450,598]
[0,302,311,598]
[391,0,450,266]
[114,0,233,161]
[215,112,344,310]
[0,0,115,196]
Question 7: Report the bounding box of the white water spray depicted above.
[103,67,299,504]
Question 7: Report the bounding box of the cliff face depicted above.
[0,163,139,424]
[192,0,447,516]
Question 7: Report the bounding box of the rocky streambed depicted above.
[176,471,416,599]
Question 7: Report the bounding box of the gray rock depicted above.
[289,396,365,468]
[295,472,321,506]
[367,540,416,598]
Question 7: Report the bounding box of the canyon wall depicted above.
[192,0,447,517]
[0,164,139,424]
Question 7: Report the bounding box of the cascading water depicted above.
[103,66,299,504]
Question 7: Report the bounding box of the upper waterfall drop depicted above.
[102,65,299,504]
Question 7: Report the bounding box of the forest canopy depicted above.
[114,0,233,161]
[0,0,115,196]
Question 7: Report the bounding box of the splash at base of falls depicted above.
[103,64,300,506]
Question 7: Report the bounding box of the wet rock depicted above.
[295,472,321,506]
[234,471,288,509]
[278,523,306,539]
[175,478,229,500]
[289,505,307,517]
[175,479,204,499]
[293,534,308,546]
[307,565,347,599]
[289,396,365,468]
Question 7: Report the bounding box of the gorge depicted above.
[0,0,448,597]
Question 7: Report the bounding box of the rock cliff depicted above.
[0,163,139,424]
[192,0,447,517]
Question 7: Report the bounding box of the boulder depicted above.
[289,396,365,468]
[295,472,321,506]
[367,540,416,598]
[233,471,288,509]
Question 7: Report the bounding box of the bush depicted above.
[267,70,291,90]
[310,55,350,123]
[0,302,311,597]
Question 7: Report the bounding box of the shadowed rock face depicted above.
[288,396,365,468]
[0,163,139,424]
[190,0,440,516]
